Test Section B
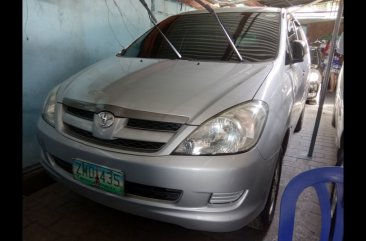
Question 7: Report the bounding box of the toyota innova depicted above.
[37,6,310,232]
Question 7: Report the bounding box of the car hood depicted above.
[59,57,273,125]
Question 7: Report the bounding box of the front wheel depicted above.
[249,149,283,231]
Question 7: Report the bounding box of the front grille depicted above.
[65,105,94,120]
[64,105,182,132]
[64,124,165,152]
[51,156,182,202]
[127,119,182,132]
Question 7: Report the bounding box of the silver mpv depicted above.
[37,6,310,232]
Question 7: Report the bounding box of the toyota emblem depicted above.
[96,112,115,128]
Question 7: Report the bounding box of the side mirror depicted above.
[291,40,306,63]
[116,49,126,57]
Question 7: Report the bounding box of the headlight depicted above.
[309,69,321,83]
[173,101,268,155]
[42,85,60,127]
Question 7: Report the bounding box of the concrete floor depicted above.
[23,93,338,241]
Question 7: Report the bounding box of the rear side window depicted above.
[124,12,280,62]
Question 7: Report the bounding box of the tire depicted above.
[294,108,305,133]
[249,148,283,231]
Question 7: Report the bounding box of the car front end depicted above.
[37,54,280,232]
[37,7,288,232]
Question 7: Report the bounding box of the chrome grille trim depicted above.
[127,118,182,132]
[63,98,189,123]
[63,112,93,132]
[63,103,184,133]
[63,124,165,152]
[65,105,94,121]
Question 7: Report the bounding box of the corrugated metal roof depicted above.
[180,0,333,8]
[257,0,331,7]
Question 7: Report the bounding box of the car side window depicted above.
[294,20,309,53]
[293,20,308,53]
[294,21,302,40]
[285,18,296,65]
[286,17,306,65]
[287,19,297,42]
[285,38,292,65]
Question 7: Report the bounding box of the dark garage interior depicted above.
[23,0,344,240]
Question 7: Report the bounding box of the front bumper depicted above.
[37,118,278,232]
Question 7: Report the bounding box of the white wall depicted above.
[23,0,195,169]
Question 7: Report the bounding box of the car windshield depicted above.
[123,12,280,62]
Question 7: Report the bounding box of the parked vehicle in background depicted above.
[332,65,344,166]
[37,7,310,232]
[307,46,323,104]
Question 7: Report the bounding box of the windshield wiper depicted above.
[139,0,182,59]
[193,0,243,62]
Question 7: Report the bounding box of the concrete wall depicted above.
[23,0,195,169]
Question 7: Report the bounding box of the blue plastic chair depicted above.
[278,166,344,241]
